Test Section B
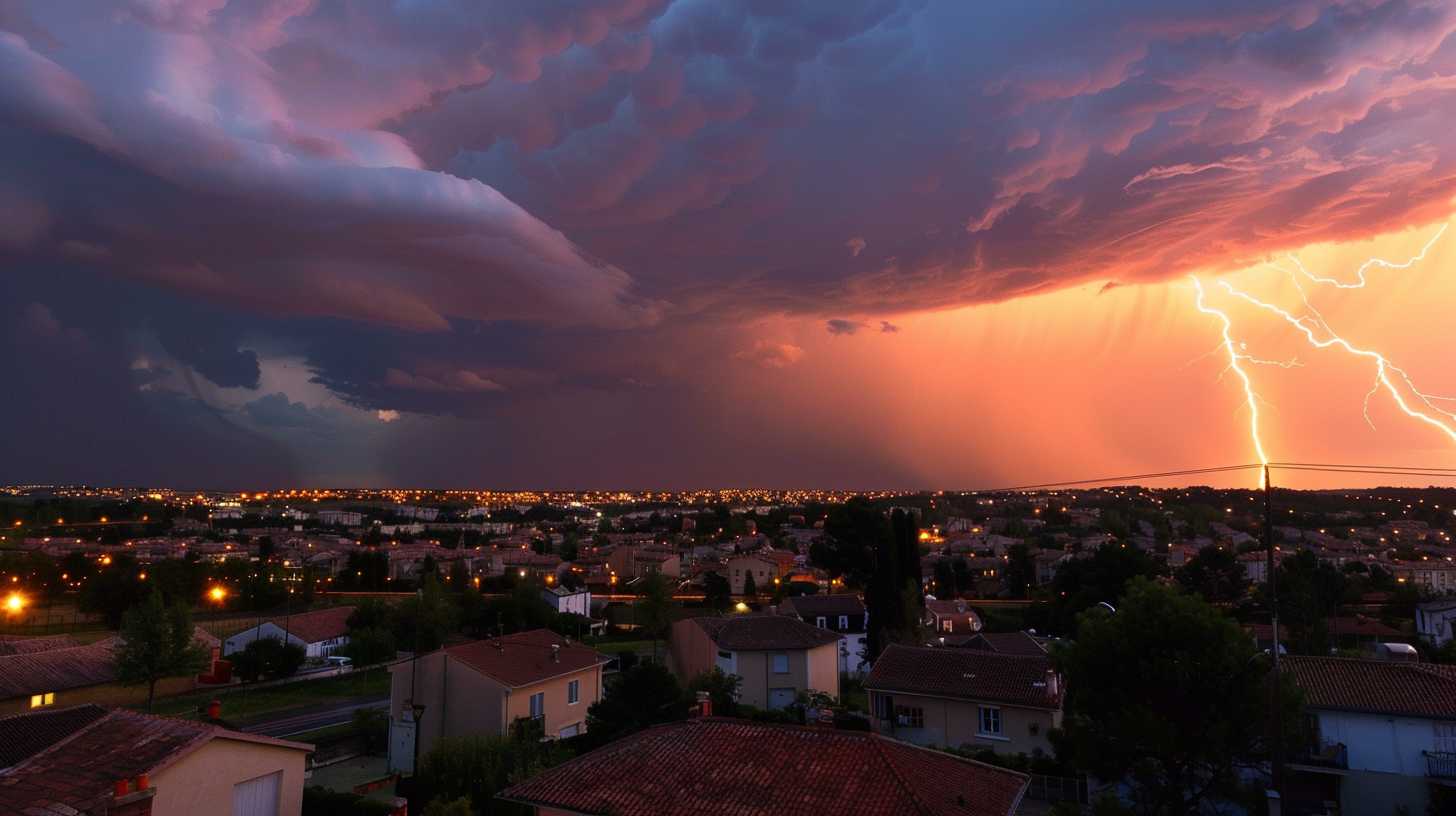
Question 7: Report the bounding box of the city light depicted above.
[3,592,25,615]
[208,586,228,603]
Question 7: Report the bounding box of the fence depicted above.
[1023,774,1089,805]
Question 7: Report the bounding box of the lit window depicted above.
[772,653,789,674]
[979,706,1003,736]
[568,679,580,705]
[942,619,953,633]
[29,692,54,708]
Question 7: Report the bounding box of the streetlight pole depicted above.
[1264,464,1284,800]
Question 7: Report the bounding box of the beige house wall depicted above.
[667,621,838,710]
[868,690,1060,756]
[0,675,197,717]
[150,737,309,816]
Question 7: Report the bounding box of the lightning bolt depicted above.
[1192,225,1454,484]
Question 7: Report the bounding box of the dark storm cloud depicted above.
[3,0,1456,486]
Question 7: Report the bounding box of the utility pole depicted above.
[1264,464,1284,800]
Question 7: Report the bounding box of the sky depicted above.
[3,0,1456,490]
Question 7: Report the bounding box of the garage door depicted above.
[768,688,796,711]
[233,770,282,816]
[560,723,579,738]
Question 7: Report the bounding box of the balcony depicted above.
[1426,750,1456,780]
[1290,741,1348,772]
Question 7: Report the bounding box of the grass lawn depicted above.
[585,639,657,657]
[146,667,390,721]
[284,721,359,745]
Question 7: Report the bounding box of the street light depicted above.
[4,592,26,615]
[208,586,228,604]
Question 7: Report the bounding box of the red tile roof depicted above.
[944,632,1048,657]
[500,718,1027,816]
[1283,656,1456,720]
[0,635,80,656]
[0,639,121,700]
[0,708,311,813]
[865,645,1062,709]
[692,615,840,651]
[265,605,355,644]
[443,629,608,688]
[0,704,107,769]
[781,594,865,619]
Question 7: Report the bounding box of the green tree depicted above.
[1047,544,1163,636]
[395,575,458,653]
[741,570,758,599]
[422,797,474,816]
[1176,546,1249,604]
[703,572,731,613]
[1004,544,1034,599]
[634,573,676,662]
[79,553,149,628]
[341,626,397,668]
[817,499,886,587]
[1270,550,1346,655]
[686,668,741,717]
[584,661,686,748]
[1056,579,1301,816]
[231,636,306,681]
[114,591,210,711]
[413,730,570,816]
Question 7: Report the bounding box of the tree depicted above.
[741,571,758,599]
[1046,544,1163,636]
[635,573,676,662]
[1176,546,1249,604]
[1270,550,1346,655]
[423,798,474,816]
[341,626,397,668]
[395,575,458,653]
[79,553,149,628]
[584,661,686,748]
[817,499,886,587]
[703,572,731,613]
[114,591,209,711]
[231,636,306,681]
[686,668,741,718]
[1056,579,1302,816]
[413,730,570,816]
[1004,544,1034,600]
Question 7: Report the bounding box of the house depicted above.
[865,644,1063,757]
[726,553,778,595]
[606,544,682,581]
[941,631,1048,657]
[0,704,312,816]
[1417,600,1456,648]
[386,629,609,774]
[1283,656,1456,816]
[541,585,591,617]
[925,599,984,636]
[223,605,354,659]
[670,615,840,710]
[498,717,1029,816]
[779,594,869,675]
[0,637,199,716]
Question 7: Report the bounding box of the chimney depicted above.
[1045,668,1059,701]
[551,644,560,663]
[695,690,712,718]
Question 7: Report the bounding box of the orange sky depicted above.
[729,216,1456,490]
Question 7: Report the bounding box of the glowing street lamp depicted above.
[3,592,25,615]
[208,586,228,604]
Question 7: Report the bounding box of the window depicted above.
[979,706,1003,736]
[29,693,53,709]
[838,615,849,629]
[772,653,789,674]
[894,705,924,729]
[530,692,545,720]
[568,679,580,705]
[816,616,827,628]
[942,619,953,633]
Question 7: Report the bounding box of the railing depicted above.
[1294,741,1348,770]
[1022,774,1088,804]
[1426,750,1456,780]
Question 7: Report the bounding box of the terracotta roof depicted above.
[0,704,107,769]
[692,615,840,651]
[945,632,1048,657]
[781,594,865,618]
[499,718,1027,816]
[1283,656,1456,720]
[0,708,311,813]
[444,630,608,688]
[0,639,120,700]
[0,635,80,656]
[865,645,1061,709]
[264,605,354,644]
[1246,616,1402,640]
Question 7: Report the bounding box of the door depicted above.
[768,688,796,710]
[388,717,418,774]
[232,771,281,816]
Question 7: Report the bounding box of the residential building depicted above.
[0,704,311,816]
[499,717,1028,816]
[607,544,682,581]
[779,594,869,675]
[669,615,840,710]
[925,599,984,636]
[1283,656,1456,816]
[386,630,609,774]
[0,637,206,715]
[865,644,1063,757]
[726,553,778,595]
[223,605,354,659]
[1417,600,1456,648]
[541,585,591,617]
[942,631,1049,657]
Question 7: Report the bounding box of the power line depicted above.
[975,463,1262,493]
[1269,465,1456,480]
[1270,461,1456,473]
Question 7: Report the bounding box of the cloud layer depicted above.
[3,0,1455,486]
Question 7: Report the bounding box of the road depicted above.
[241,695,389,738]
